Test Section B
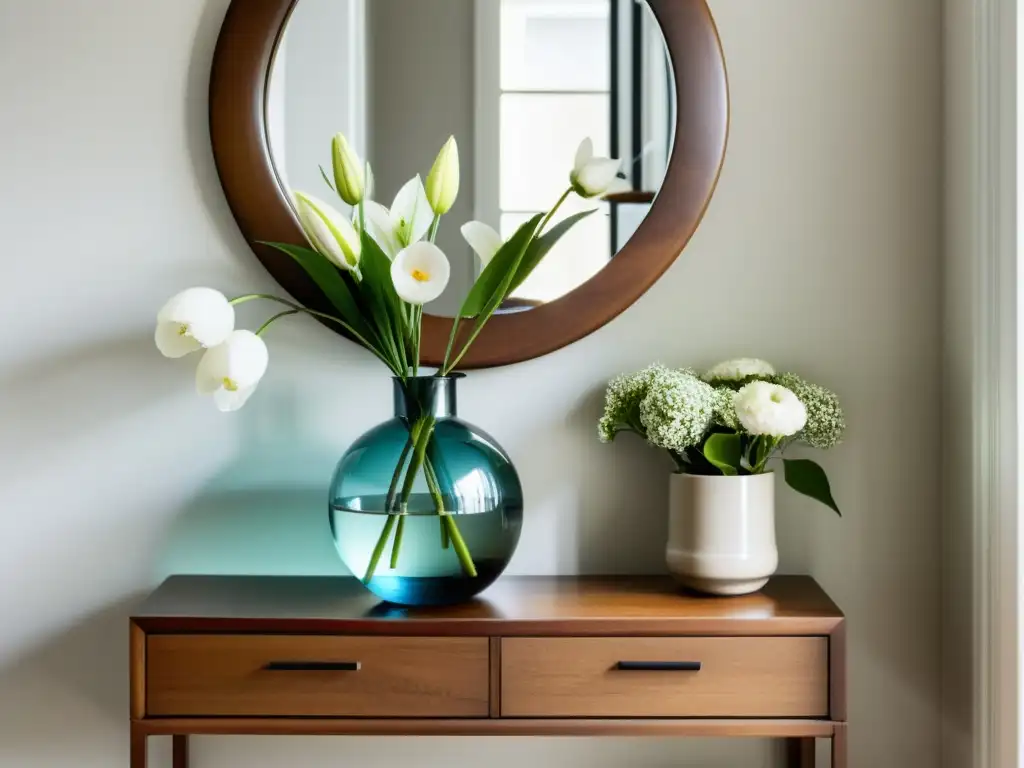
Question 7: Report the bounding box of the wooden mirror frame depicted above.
[210,0,728,368]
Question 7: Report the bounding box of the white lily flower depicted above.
[426,136,460,215]
[195,330,269,412]
[570,137,625,198]
[294,192,362,278]
[391,242,451,305]
[331,132,365,206]
[461,221,504,268]
[155,287,234,359]
[359,176,434,259]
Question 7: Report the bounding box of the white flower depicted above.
[733,381,807,437]
[391,242,451,305]
[155,287,234,358]
[461,221,504,268]
[294,192,362,277]
[195,330,269,412]
[570,137,629,198]
[331,132,365,206]
[705,358,776,382]
[426,136,460,215]
[360,176,434,259]
[639,371,717,450]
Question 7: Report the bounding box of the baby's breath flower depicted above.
[639,371,716,451]
[598,364,669,443]
[774,372,845,449]
[704,358,775,384]
[712,386,741,430]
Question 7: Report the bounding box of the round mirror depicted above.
[210,0,727,366]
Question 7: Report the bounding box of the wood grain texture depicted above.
[830,620,847,720]
[136,718,838,738]
[209,0,729,368]
[172,735,188,768]
[786,737,816,767]
[501,637,828,718]
[131,575,843,636]
[489,637,501,718]
[129,621,145,719]
[147,635,489,718]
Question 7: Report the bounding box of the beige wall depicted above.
[0,1,943,766]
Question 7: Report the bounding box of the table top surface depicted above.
[132,575,843,636]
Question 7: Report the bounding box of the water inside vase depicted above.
[330,494,522,606]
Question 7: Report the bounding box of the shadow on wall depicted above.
[156,391,348,578]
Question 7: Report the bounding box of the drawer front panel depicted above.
[147,635,490,717]
[501,636,828,718]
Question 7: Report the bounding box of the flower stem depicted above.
[362,513,397,584]
[537,187,573,236]
[255,310,300,336]
[389,514,406,569]
[443,515,477,578]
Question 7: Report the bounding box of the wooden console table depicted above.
[129,575,846,767]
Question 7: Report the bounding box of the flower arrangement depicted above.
[599,359,844,514]
[156,133,624,582]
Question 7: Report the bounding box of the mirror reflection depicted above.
[267,0,675,316]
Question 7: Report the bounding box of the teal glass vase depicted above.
[329,375,523,606]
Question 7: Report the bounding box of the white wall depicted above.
[0,1,942,767]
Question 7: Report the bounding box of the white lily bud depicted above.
[391,242,451,305]
[461,221,503,268]
[294,192,362,278]
[569,137,625,198]
[426,136,460,215]
[155,287,234,358]
[331,133,365,206]
[195,330,269,412]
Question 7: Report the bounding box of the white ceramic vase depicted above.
[666,472,779,596]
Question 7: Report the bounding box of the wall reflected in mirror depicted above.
[267,0,675,316]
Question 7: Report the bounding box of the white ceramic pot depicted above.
[666,472,778,596]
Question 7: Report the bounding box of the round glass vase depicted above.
[329,375,523,606]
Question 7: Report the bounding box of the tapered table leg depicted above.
[173,735,189,768]
[832,724,847,768]
[130,727,147,768]
[786,737,815,767]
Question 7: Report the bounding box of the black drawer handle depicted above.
[615,661,702,672]
[263,661,361,672]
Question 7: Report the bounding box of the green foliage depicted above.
[783,458,841,516]
[457,214,544,319]
[703,433,741,476]
[508,209,596,294]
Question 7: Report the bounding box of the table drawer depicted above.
[501,636,828,718]
[147,635,490,717]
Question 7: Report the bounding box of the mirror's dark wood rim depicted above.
[210,0,729,369]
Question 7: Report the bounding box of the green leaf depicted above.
[358,231,409,371]
[457,214,544,319]
[702,433,742,476]
[260,241,372,341]
[319,164,336,192]
[509,209,597,294]
[783,458,841,516]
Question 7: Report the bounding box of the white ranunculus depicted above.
[426,136,460,216]
[155,287,235,358]
[570,137,626,198]
[461,221,504,268]
[705,358,776,382]
[294,192,362,277]
[195,330,269,412]
[391,242,451,305]
[359,176,434,260]
[733,381,807,437]
[331,132,365,206]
